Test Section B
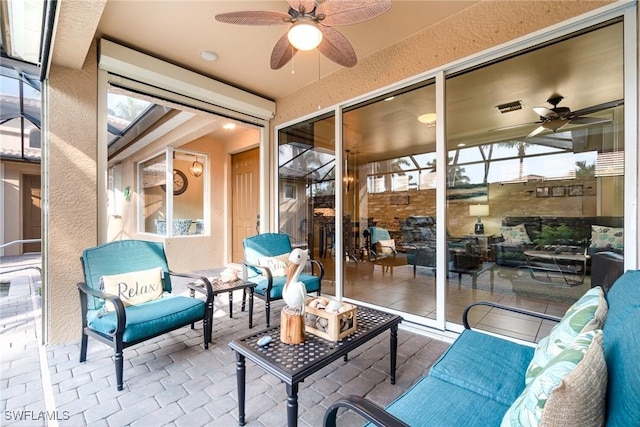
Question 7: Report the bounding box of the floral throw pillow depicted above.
[589,225,624,250]
[525,286,607,384]
[502,329,606,427]
[500,223,533,245]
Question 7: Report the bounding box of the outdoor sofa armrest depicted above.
[77,281,127,336]
[462,301,562,330]
[323,395,409,427]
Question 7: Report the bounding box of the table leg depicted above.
[229,291,234,318]
[285,383,299,427]
[236,353,246,426]
[208,295,215,343]
[248,289,254,329]
[390,324,398,384]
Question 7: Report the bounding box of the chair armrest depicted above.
[76,281,127,336]
[169,271,214,303]
[323,396,409,427]
[463,301,562,329]
[309,259,325,282]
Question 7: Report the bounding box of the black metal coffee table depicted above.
[229,306,403,426]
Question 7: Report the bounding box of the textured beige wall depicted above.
[46,44,99,344]
[273,1,612,126]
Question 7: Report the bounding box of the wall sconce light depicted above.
[189,157,204,177]
[469,204,489,234]
[344,150,354,192]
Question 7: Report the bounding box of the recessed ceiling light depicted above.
[223,123,236,130]
[200,50,218,61]
[458,143,466,147]
[384,96,395,101]
[418,113,437,125]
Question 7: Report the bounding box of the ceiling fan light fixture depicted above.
[287,21,322,51]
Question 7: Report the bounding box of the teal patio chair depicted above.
[365,226,397,261]
[242,233,324,327]
[77,240,213,391]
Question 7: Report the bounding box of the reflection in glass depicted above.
[278,113,336,298]
[140,154,167,234]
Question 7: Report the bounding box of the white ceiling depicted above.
[95,1,478,100]
[50,1,624,160]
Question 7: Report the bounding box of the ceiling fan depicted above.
[215,0,392,70]
[525,94,620,138]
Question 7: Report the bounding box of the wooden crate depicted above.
[304,297,357,341]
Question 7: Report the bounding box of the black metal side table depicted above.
[190,276,256,338]
[229,306,402,427]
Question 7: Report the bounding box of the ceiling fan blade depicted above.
[570,99,624,117]
[317,26,357,67]
[569,116,610,125]
[317,0,392,26]
[215,11,291,26]
[287,0,316,13]
[533,106,559,119]
[271,32,298,69]
[527,125,547,138]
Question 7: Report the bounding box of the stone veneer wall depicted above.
[367,177,599,242]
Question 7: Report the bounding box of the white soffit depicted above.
[98,39,276,121]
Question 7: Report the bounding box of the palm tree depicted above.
[498,140,532,181]
[575,160,595,179]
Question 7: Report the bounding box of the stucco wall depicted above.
[272,1,612,126]
[46,44,99,344]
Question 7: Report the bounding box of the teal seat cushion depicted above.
[250,274,319,299]
[383,375,510,427]
[87,295,205,343]
[429,329,534,406]
[603,270,640,427]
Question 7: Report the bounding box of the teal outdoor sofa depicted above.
[325,270,640,426]
[77,240,214,391]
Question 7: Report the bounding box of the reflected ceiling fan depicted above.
[215,0,392,70]
[525,94,620,138]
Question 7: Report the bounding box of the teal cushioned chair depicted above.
[365,226,397,261]
[242,233,324,327]
[77,240,214,391]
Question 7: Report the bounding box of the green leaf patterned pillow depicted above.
[525,286,607,384]
[589,225,624,250]
[502,330,606,427]
[499,223,533,244]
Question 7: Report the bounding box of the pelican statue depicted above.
[283,248,308,315]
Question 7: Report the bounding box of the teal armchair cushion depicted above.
[87,295,205,343]
[81,240,171,310]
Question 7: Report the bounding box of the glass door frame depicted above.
[273,1,637,333]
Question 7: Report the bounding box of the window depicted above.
[138,148,207,236]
